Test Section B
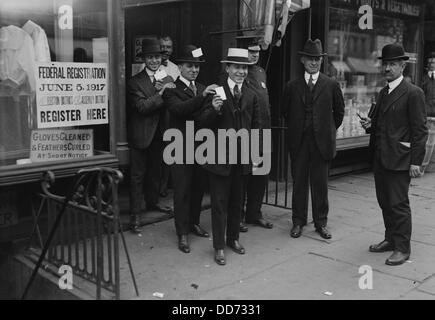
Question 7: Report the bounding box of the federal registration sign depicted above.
[36,62,108,128]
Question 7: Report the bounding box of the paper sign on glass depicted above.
[214,86,227,101]
[154,69,168,81]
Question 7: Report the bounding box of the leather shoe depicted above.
[290,225,303,238]
[369,240,394,253]
[214,250,226,265]
[239,222,248,233]
[178,235,190,253]
[190,224,209,238]
[130,223,142,234]
[385,250,410,266]
[316,226,332,239]
[148,203,173,214]
[226,240,245,254]
[247,218,273,229]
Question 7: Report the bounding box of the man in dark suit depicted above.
[282,39,345,240]
[127,38,175,233]
[196,48,261,265]
[360,43,428,266]
[163,45,219,253]
[240,40,273,232]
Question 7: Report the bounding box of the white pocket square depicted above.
[399,142,411,148]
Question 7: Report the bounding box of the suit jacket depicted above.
[246,65,271,129]
[282,73,345,160]
[126,69,172,149]
[368,79,428,170]
[421,74,435,117]
[163,78,206,132]
[195,80,262,176]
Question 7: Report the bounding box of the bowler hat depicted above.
[176,45,205,64]
[140,38,164,56]
[378,43,409,61]
[299,39,327,57]
[221,48,254,65]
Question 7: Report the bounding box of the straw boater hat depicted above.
[378,43,409,61]
[298,39,327,57]
[176,45,205,64]
[221,48,254,65]
[140,38,164,57]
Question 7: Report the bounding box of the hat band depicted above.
[223,56,251,63]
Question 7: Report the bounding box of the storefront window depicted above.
[0,0,109,168]
[328,2,421,141]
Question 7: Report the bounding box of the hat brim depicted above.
[378,55,410,61]
[298,51,327,57]
[220,60,255,65]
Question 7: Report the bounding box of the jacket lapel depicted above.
[223,82,236,119]
[176,79,195,98]
[382,79,408,114]
[312,73,327,102]
[295,78,306,105]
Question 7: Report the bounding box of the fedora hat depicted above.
[140,38,164,56]
[221,48,254,65]
[299,39,327,57]
[176,45,205,64]
[378,43,409,61]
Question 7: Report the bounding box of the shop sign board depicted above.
[30,129,93,162]
[332,0,421,17]
[36,62,108,128]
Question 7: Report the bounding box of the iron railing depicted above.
[23,168,139,300]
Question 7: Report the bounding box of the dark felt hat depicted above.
[378,43,409,61]
[299,39,327,57]
[426,51,435,60]
[140,38,164,56]
[176,45,205,64]
[247,39,261,51]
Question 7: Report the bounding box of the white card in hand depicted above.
[214,86,227,101]
[154,69,167,81]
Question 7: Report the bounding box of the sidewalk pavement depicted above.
[116,171,435,300]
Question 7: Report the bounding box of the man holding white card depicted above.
[163,45,220,253]
[127,38,175,233]
[195,48,261,266]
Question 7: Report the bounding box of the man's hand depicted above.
[211,94,224,111]
[359,117,372,131]
[409,165,422,178]
[158,82,176,95]
[203,84,219,97]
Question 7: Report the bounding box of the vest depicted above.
[303,81,315,131]
[375,89,390,154]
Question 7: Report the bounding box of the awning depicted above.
[331,60,351,72]
[346,57,380,74]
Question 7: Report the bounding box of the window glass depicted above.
[328,6,420,139]
[0,0,109,167]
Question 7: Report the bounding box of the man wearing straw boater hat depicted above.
[360,43,427,265]
[126,38,175,233]
[239,39,274,233]
[163,45,221,253]
[196,47,261,265]
[282,39,344,240]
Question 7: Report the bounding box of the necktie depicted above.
[431,72,435,80]
[189,81,197,96]
[151,76,156,86]
[233,85,241,101]
[308,75,315,91]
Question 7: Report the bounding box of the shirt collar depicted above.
[304,71,320,83]
[388,75,403,93]
[145,67,155,78]
[179,75,193,88]
[227,77,243,92]
[429,71,435,77]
